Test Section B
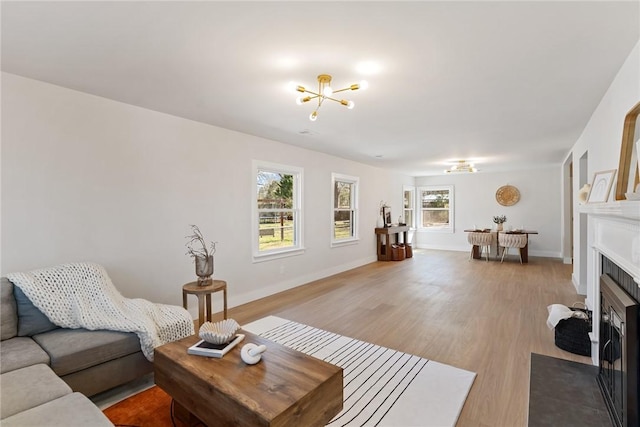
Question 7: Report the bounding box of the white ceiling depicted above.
[2,1,638,176]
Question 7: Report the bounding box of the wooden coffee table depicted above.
[154,330,343,427]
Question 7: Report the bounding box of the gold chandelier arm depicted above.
[323,95,352,105]
[331,86,357,94]
[301,89,322,98]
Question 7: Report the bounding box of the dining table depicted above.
[463,229,539,263]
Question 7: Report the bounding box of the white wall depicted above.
[413,168,562,257]
[1,73,413,315]
[567,40,640,294]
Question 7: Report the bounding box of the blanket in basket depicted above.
[7,262,194,361]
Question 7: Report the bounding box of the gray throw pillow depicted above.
[14,285,59,336]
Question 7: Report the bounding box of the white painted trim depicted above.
[228,255,378,309]
[331,172,359,246]
[252,160,304,262]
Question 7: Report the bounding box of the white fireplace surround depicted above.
[581,201,640,366]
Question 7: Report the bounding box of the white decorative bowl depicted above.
[625,192,640,201]
[199,319,240,344]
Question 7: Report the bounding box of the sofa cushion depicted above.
[1,277,18,340]
[1,392,114,427]
[14,285,59,336]
[0,337,50,374]
[0,364,72,419]
[33,328,141,377]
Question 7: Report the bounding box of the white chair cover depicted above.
[468,232,493,261]
[498,233,528,263]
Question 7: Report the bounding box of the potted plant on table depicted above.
[185,225,217,285]
[493,215,507,231]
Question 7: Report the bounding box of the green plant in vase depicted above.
[493,215,507,231]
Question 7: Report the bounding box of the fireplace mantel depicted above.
[579,200,640,222]
[579,200,640,366]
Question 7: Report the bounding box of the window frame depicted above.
[252,160,304,262]
[331,173,359,247]
[417,185,455,233]
[403,185,416,229]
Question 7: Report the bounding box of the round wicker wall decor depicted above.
[496,185,520,206]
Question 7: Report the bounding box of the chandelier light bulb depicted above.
[309,111,318,121]
[347,100,355,109]
[323,86,333,97]
[359,80,369,90]
[296,97,304,105]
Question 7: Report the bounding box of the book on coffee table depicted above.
[187,334,245,358]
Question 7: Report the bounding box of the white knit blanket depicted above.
[7,262,194,361]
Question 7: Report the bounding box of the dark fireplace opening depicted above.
[598,256,639,427]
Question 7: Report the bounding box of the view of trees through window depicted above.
[333,181,353,239]
[420,188,450,227]
[403,188,414,227]
[257,170,295,251]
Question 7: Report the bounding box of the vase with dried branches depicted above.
[185,225,217,286]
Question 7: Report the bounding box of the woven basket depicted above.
[401,244,413,258]
[391,244,406,261]
[554,307,592,356]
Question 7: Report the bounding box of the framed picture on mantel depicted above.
[383,206,392,227]
[587,169,617,203]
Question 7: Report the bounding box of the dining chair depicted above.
[467,232,493,261]
[498,233,528,263]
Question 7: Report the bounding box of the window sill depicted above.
[417,228,454,233]
[331,238,360,248]
[252,247,305,263]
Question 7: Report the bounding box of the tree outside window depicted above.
[332,173,359,245]
[418,185,454,232]
[403,186,415,228]
[254,161,303,260]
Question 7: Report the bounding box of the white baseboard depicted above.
[227,255,378,309]
[572,273,587,295]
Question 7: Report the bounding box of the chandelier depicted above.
[444,160,478,173]
[295,74,368,121]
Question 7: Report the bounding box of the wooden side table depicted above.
[375,226,410,261]
[182,280,228,328]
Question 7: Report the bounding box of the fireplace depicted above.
[597,270,639,427]
[580,200,639,427]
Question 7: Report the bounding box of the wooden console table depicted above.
[375,226,410,261]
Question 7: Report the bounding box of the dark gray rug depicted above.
[528,353,611,427]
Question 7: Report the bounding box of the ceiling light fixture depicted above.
[444,160,478,173]
[295,74,368,121]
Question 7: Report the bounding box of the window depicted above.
[332,173,359,245]
[418,185,454,232]
[253,161,303,261]
[403,186,415,228]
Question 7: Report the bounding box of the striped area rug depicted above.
[243,316,476,427]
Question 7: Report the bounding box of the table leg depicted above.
[197,295,205,328]
[472,245,481,259]
[173,400,204,427]
[521,244,529,263]
[205,293,212,323]
[223,288,228,319]
[182,291,187,310]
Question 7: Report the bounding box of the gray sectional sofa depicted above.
[1,276,155,425]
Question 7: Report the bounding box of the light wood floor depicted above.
[228,249,591,427]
